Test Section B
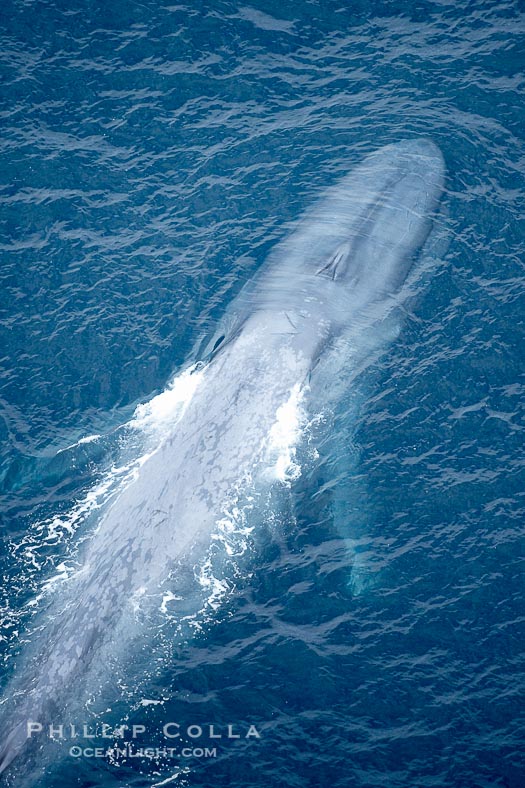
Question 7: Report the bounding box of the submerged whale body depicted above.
[0,140,445,779]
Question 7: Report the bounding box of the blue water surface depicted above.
[0,0,524,786]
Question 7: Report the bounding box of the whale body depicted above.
[0,139,445,779]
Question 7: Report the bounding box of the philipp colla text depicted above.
[26,722,261,741]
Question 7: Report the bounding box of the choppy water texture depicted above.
[1,1,524,786]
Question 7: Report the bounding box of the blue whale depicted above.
[0,139,445,779]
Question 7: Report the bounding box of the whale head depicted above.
[196,139,445,366]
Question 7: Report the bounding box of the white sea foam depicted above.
[57,433,102,454]
[139,698,165,707]
[152,770,190,787]
[47,364,204,541]
[8,363,308,650]
[9,364,206,618]
[130,363,204,440]
[264,383,308,483]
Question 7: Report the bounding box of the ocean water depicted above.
[0,0,524,786]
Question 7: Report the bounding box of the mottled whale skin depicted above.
[0,139,445,778]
